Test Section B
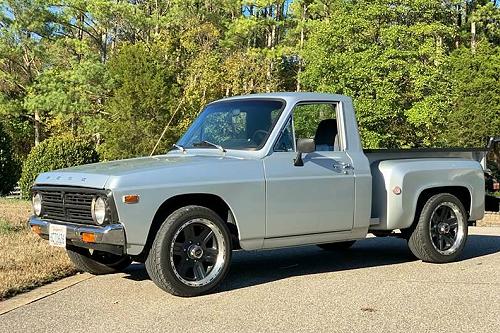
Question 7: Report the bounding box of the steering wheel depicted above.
[251,130,269,145]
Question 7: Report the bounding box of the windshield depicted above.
[177,99,284,150]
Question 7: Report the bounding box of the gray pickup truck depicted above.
[29,93,486,296]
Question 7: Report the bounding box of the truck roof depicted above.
[214,92,353,104]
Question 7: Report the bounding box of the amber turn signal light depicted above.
[31,225,42,235]
[123,194,140,204]
[81,232,96,243]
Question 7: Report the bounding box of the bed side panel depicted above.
[370,159,485,230]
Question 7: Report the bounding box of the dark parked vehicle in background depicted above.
[484,137,500,212]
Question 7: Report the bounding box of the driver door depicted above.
[263,103,355,238]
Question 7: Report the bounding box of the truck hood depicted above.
[34,154,244,189]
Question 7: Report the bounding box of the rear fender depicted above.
[370,159,485,230]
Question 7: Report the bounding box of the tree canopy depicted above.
[0,0,499,164]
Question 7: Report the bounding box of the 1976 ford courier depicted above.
[29,93,487,296]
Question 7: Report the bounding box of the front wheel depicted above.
[67,247,132,275]
[146,205,232,297]
[408,193,468,263]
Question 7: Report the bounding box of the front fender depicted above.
[107,159,266,255]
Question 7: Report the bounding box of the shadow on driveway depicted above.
[121,234,500,292]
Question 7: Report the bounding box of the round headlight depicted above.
[32,193,42,216]
[92,197,107,225]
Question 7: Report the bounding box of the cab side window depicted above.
[293,103,339,152]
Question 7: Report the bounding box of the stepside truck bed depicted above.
[364,148,488,231]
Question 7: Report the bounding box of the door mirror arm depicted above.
[294,138,315,167]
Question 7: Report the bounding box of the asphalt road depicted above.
[1,227,499,333]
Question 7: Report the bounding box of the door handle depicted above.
[334,162,353,170]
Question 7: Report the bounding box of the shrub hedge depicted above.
[20,136,99,198]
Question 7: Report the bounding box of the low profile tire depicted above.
[67,247,132,275]
[145,205,232,297]
[317,240,356,251]
[408,193,468,263]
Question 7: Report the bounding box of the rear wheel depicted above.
[317,240,356,251]
[146,205,232,297]
[408,193,468,263]
[67,247,132,275]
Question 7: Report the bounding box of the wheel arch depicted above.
[134,193,240,262]
[413,186,472,225]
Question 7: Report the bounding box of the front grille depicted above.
[38,189,98,224]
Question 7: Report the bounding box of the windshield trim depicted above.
[178,98,287,152]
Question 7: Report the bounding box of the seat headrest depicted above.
[314,119,337,146]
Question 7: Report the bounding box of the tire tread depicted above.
[67,249,131,275]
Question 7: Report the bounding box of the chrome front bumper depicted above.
[28,216,126,255]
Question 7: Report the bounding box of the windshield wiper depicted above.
[171,143,187,153]
[192,140,226,153]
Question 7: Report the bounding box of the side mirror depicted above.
[294,138,315,166]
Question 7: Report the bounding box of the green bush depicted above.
[0,124,19,195]
[20,136,99,198]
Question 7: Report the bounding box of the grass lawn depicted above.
[0,198,77,300]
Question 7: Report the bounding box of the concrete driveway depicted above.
[1,227,499,333]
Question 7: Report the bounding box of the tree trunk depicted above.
[271,24,276,48]
[460,0,467,26]
[34,111,41,146]
[155,0,160,35]
[101,32,107,63]
[435,36,443,66]
[296,3,307,92]
[266,61,273,92]
[72,117,78,137]
[471,21,476,54]
[77,12,84,62]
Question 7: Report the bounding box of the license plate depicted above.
[49,224,67,248]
